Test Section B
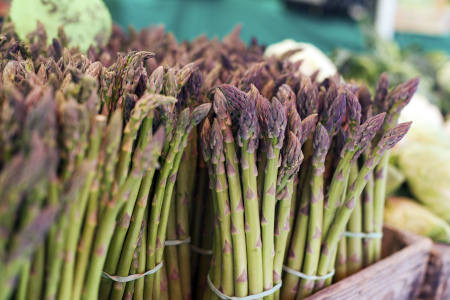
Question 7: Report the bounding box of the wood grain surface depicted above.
[419,242,450,300]
[305,226,432,300]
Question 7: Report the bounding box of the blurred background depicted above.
[4,0,450,53]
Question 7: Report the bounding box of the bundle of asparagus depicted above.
[0,21,212,300]
[334,75,420,280]
[197,83,307,299]
[280,75,416,300]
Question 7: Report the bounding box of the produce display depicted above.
[0,18,415,300]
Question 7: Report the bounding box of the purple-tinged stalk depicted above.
[214,89,248,297]
[273,131,303,300]
[200,119,221,300]
[260,95,287,299]
[298,124,329,299]
[209,118,234,296]
[236,92,264,296]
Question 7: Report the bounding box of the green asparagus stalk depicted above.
[334,177,349,282]
[280,168,312,300]
[26,244,45,300]
[176,137,193,300]
[210,118,234,296]
[196,191,215,299]
[15,261,30,300]
[283,113,318,261]
[362,173,375,267]
[214,89,248,296]
[280,117,319,300]
[134,206,149,300]
[160,259,170,300]
[236,92,264,296]
[257,94,286,299]
[164,195,183,300]
[122,248,139,300]
[273,131,303,300]
[153,138,187,300]
[346,164,363,276]
[200,118,221,300]
[335,231,347,282]
[298,124,329,299]
[191,154,210,296]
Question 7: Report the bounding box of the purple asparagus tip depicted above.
[377,121,412,155]
[300,114,318,146]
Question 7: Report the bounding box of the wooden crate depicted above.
[305,226,432,300]
[419,242,450,300]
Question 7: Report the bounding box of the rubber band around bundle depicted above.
[190,244,213,255]
[343,231,383,239]
[207,273,282,300]
[102,262,163,283]
[282,265,335,281]
[165,236,191,246]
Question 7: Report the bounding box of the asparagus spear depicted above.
[134,206,149,300]
[346,164,363,276]
[174,66,203,300]
[298,124,329,298]
[273,131,303,300]
[236,91,264,296]
[213,89,248,297]
[200,118,221,300]
[259,93,287,298]
[164,194,183,300]
[209,118,234,296]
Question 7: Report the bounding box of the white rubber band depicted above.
[282,265,335,281]
[102,262,163,283]
[190,244,213,255]
[207,273,282,300]
[343,231,383,239]
[165,237,191,246]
